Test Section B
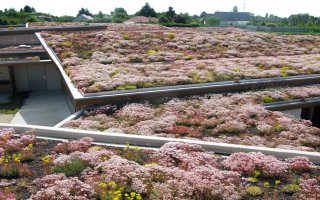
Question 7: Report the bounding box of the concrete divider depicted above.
[264,97,320,111]
[0,60,52,66]
[54,109,84,127]
[1,123,319,163]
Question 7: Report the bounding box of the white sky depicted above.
[1,0,319,17]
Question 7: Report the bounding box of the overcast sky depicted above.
[1,0,319,17]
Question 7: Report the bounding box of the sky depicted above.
[1,0,319,17]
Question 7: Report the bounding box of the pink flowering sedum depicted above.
[63,85,320,151]
[286,156,313,171]
[20,133,36,145]
[52,137,94,153]
[294,177,320,200]
[53,149,114,166]
[223,152,289,177]
[30,174,95,200]
[0,128,14,145]
[78,142,244,199]
[153,142,220,169]
[0,128,37,153]
[20,137,319,200]
[0,192,15,200]
[116,103,156,123]
[42,26,320,93]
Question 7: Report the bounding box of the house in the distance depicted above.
[206,12,251,26]
[73,14,94,22]
[124,16,158,24]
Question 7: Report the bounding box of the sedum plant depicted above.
[246,186,263,196]
[52,157,91,177]
[282,183,300,194]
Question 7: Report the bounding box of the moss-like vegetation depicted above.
[246,186,263,196]
[262,96,274,103]
[282,184,300,194]
[116,85,137,91]
[52,158,91,177]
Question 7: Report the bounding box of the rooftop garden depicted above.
[2,5,320,200]
[42,27,320,93]
[63,85,320,151]
[1,128,319,199]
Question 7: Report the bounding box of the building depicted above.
[73,14,94,22]
[124,16,158,24]
[206,12,251,26]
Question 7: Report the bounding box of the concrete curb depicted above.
[1,123,319,164]
[54,109,84,128]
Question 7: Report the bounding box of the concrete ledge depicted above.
[264,97,320,111]
[80,74,320,97]
[0,50,46,56]
[54,109,84,128]
[0,60,52,66]
[1,123,319,163]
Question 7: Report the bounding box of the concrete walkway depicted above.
[11,92,72,126]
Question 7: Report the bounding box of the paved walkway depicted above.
[11,92,72,126]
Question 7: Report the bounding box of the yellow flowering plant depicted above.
[96,181,142,200]
[40,155,54,174]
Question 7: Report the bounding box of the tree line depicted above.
[1,3,320,30]
[76,3,204,26]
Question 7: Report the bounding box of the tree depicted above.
[96,11,104,18]
[0,18,9,25]
[307,21,314,27]
[94,11,110,22]
[135,3,157,17]
[77,8,93,17]
[6,8,18,17]
[233,6,238,13]
[111,7,128,16]
[266,23,276,27]
[174,14,188,24]
[57,15,75,22]
[165,6,176,22]
[159,14,169,23]
[111,7,128,23]
[26,16,38,22]
[205,16,220,26]
[288,13,310,26]
[23,5,33,13]
[200,11,207,18]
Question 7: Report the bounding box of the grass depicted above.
[0,93,28,114]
